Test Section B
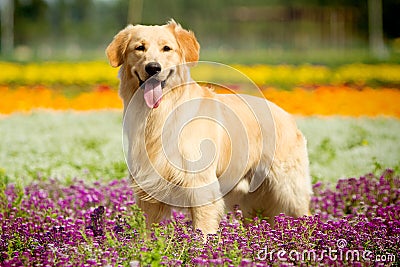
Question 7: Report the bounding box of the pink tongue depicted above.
[144,80,162,108]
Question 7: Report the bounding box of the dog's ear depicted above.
[106,25,134,67]
[168,20,200,64]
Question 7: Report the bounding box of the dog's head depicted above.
[106,20,200,109]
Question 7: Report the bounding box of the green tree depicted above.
[14,0,49,46]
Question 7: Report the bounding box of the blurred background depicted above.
[1,0,399,64]
[0,0,399,187]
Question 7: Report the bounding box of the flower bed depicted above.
[1,62,400,88]
[1,85,399,117]
[1,170,398,266]
[0,85,122,114]
[1,61,399,266]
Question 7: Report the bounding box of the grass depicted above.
[0,111,399,185]
[0,111,125,185]
[200,48,400,66]
[3,47,400,66]
[297,117,400,184]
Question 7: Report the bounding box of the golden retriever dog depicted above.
[106,20,312,236]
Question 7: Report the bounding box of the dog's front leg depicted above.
[136,198,171,230]
[183,169,225,238]
[190,199,224,237]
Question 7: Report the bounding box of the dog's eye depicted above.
[163,46,172,52]
[135,45,145,51]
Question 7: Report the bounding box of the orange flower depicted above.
[0,86,121,114]
[0,85,399,117]
[261,86,400,117]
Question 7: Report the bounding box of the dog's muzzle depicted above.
[136,62,172,109]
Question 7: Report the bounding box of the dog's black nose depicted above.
[145,62,162,76]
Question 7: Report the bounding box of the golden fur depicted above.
[106,20,312,236]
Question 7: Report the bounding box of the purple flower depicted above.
[1,170,399,266]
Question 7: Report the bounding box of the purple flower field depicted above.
[1,170,399,266]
